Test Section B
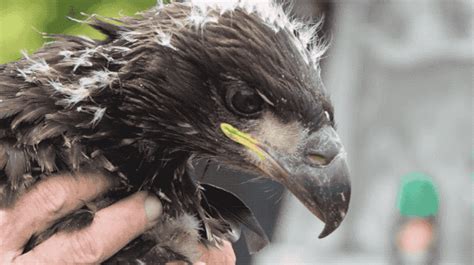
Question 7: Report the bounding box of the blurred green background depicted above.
[0,0,162,64]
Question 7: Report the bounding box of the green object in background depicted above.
[0,0,160,64]
[397,172,439,217]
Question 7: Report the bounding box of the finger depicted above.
[0,172,113,252]
[15,192,162,264]
[197,241,236,265]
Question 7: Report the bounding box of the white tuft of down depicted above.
[187,4,219,29]
[156,0,165,9]
[17,50,53,82]
[183,0,326,65]
[150,213,202,262]
[48,80,91,105]
[79,70,118,89]
[48,70,117,106]
[76,105,107,127]
[59,50,74,59]
[187,0,293,33]
[91,106,107,126]
[155,30,177,50]
[71,48,95,72]
[120,31,142,43]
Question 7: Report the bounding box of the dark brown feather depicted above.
[36,142,57,173]
[5,145,30,190]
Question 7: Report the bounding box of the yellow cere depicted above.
[220,123,266,161]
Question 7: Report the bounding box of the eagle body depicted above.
[0,1,350,264]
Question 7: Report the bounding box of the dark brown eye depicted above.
[226,87,264,118]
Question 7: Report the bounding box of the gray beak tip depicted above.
[318,221,341,239]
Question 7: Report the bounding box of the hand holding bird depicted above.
[0,173,235,264]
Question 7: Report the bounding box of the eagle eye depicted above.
[226,87,264,118]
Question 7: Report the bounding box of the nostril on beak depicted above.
[307,153,330,166]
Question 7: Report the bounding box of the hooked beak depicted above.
[221,124,351,238]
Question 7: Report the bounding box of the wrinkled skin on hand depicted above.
[0,173,235,265]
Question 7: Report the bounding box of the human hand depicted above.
[0,173,163,264]
[195,241,236,265]
[0,173,235,264]
[167,241,236,265]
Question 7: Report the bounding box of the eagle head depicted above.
[115,1,351,238]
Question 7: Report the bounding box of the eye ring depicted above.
[225,86,264,118]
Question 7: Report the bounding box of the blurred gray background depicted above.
[248,0,473,264]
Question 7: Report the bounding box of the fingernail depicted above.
[194,262,206,265]
[144,194,162,222]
